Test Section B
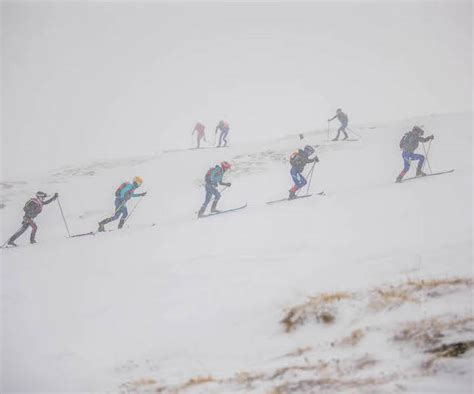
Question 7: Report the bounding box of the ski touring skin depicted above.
[266,191,325,205]
[198,204,247,218]
[399,169,454,183]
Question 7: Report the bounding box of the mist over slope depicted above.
[1,112,472,393]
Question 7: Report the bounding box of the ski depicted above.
[266,191,325,205]
[198,204,247,218]
[70,231,95,238]
[401,169,454,183]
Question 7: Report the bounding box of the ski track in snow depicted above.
[0,113,472,393]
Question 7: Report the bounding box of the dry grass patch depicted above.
[370,277,473,311]
[182,375,215,388]
[394,315,474,348]
[336,329,365,347]
[281,292,353,332]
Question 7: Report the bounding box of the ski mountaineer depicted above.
[98,176,147,231]
[197,161,232,217]
[192,122,206,148]
[328,108,349,141]
[6,191,58,246]
[288,145,319,199]
[396,126,434,183]
[215,120,230,147]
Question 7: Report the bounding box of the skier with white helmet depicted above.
[98,176,147,231]
[6,191,58,246]
[288,145,319,199]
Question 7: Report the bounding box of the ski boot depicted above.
[395,175,403,183]
[210,200,220,213]
[118,218,126,229]
[7,240,18,247]
[331,137,339,141]
[30,239,37,244]
[197,207,205,218]
[288,190,297,200]
[97,222,106,232]
[416,169,427,177]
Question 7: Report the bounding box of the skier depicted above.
[328,108,349,141]
[396,126,434,183]
[288,145,319,199]
[98,176,147,231]
[198,161,232,217]
[192,122,206,148]
[215,120,230,147]
[6,191,58,246]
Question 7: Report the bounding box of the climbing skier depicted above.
[289,145,319,199]
[396,126,434,183]
[328,108,349,141]
[198,161,232,217]
[98,176,147,231]
[215,120,230,147]
[192,122,206,149]
[6,191,58,246]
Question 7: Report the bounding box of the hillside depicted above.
[1,112,472,393]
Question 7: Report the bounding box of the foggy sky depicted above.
[1,1,472,178]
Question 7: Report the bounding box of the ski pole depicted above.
[122,195,145,226]
[327,121,330,141]
[305,160,317,195]
[422,141,433,174]
[56,197,71,238]
[346,127,361,138]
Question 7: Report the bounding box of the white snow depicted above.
[1,112,472,393]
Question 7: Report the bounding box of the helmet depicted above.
[303,145,315,155]
[336,108,342,113]
[36,191,47,199]
[133,176,143,186]
[221,161,232,171]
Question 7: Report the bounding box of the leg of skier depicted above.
[332,127,341,141]
[98,199,125,231]
[198,184,221,217]
[7,220,30,246]
[28,218,38,243]
[342,125,349,140]
[118,206,129,229]
[396,152,412,183]
[289,168,307,199]
[222,130,229,147]
[413,153,426,176]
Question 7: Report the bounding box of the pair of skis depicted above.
[198,191,325,219]
[70,223,157,238]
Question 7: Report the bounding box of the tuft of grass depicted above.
[281,292,353,332]
[182,375,214,388]
[337,329,365,347]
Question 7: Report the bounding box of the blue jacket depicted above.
[117,183,141,201]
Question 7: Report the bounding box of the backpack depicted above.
[205,167,218,183]
[115,182,129,198]
[399,133,410,149]
[23,198,41,216]
[290,151,302,167]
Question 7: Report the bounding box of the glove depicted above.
[428,135,434,141]
[314,155,319,163]
[54,193,59,199]
[223,182,232,187]
[140,192,147,197]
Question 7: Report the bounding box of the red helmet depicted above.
[221,161,232,171]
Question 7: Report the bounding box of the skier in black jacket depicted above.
[396,126,434,183]
[328,108,349,141]
[7,191,58,246]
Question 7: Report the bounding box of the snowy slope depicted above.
[1,113,472,393]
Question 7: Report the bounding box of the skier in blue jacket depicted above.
[98,176,147,231]
[198,161,232,217]
[289,145,319,199]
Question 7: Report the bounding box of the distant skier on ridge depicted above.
[288,145,319,199]
[198,161,232,217]
[215,120,230,147]
[396,126,434,183]
[328,108,349,141]
[98,176,147,231]
[192,122,207,149]
[6,191,58,246]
